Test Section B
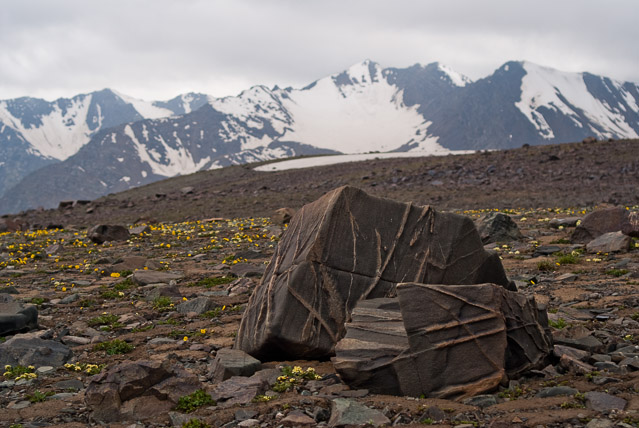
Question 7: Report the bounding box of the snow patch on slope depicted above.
[437,63,472,87]
[112,90,174,119]
[0,95,93,160]
[515,62,639,139]
[254,150,474,172]
[124,125,210,177]
[278,61,447,154]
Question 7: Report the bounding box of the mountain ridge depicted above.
[1,60,638,214]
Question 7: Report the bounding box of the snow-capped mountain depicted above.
[1,60,638,214]
[0,89,210,196]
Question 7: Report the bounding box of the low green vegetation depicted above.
[88,313,124,331]
[549,318,568,329]
[27,390,54,403]
[153,296,174,311]
[3,364,36,380]
[182,419,211,428]
[175,389,215,413]
[537,260,557,272]
[606,269,629,277]
[93,339,134,355]
[190,276,235,288]
[272,365,322,393]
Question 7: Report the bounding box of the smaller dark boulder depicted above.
[88,225,131,244]
[477,212,523,244]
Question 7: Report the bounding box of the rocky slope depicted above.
[5,138,638,229]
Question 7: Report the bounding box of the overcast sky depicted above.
[1,0,637,102]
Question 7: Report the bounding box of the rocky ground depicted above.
[1,139,639,428]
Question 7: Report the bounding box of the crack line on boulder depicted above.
[363,203,412,299]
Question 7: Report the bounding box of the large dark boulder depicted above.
[333,283,552,400]
[571,207,639,243]
[235,186,513,360]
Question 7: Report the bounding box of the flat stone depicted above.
[59,293,80,304]
[462,394,498,408]
[142,283,182,301]
[54,379,85,391]
[0,333,72,367]
[586,231,631,253]
[585,391,627,412]
[208,348,261,381]
[132,270,183,286]
[536,386,578,398]
[554,335,605,353]
[586,419,614,428]
[230,263,265,278]
[62,335,91,346]
[558,354,596,375]
[553,345,590,361]
[208,375,268,407]
[534,245,561,256]
[328,398,390,427]
[281,410,316,426]
[176,296,218,315]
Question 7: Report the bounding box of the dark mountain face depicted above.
[1,60,638,215]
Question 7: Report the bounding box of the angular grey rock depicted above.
[571,207,638,243]
[132,270,183,286]
[536,386,578,398]
[281,409,316,426]
[236,186,513,360]
[105,255,159,275]
[462,394,497,408]
[142,283,183,301]
[176,296,218,315]
[85,359,200,422]
[585,391,627,412]
[88,224,131,244]
[129,225,152,235]
[230,263,265,278]
[586,231,631,253]
[476,212,523,244]
[549,217,581,229]
[328,398,390,428]
[208,374,269,407]
[209,348,261,381]
[0,333,72,367]
[0,297,38,336]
